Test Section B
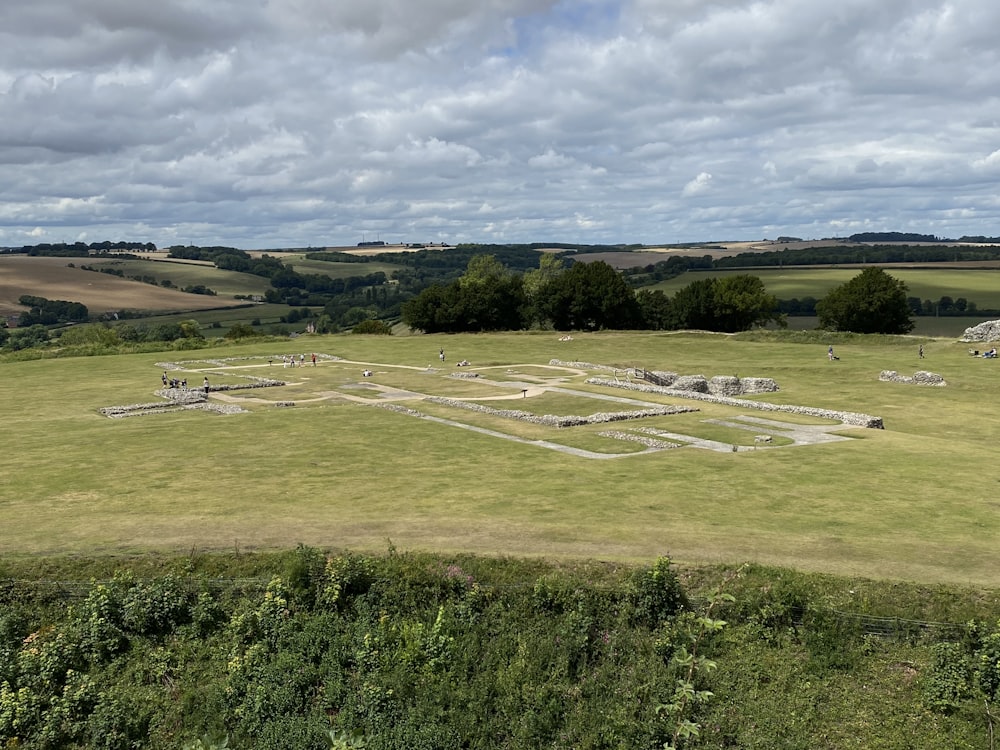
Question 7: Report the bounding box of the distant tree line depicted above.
[18,241,156,256]
[847,232,942,243]
[713,243,1000,268]
[17,295,89,325]
[401,254,784,333]
[303,251,374,264]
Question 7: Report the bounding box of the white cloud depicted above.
[1,0,1000,247]
[682,172,713,197]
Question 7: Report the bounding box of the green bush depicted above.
[629,556,688,628]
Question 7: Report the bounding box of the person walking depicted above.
[919,344,925,359]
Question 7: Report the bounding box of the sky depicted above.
[2,0,1000,249]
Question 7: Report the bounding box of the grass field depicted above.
[109,303,305,337]
[83,257,272,297]
[279,254,403,279]
[650,266,1000,310]
[781,314,982,337]
[3,330,1000,587]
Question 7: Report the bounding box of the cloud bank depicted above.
[1,0,998,247]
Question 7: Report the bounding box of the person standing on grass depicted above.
[203,377,210,393]
[311,353,317,366]
[919,344,925,359]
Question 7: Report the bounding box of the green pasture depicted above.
[86,258,271,297]
[651,266,1000,309]
[3,330,1000,586]
[782,314,984,337]
[113,303,308,336]
[279,255,403,279]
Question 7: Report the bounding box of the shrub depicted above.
[351,320,392,335]
[629,556,688,629]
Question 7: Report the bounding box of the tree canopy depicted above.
[400,255,526,333]
[539,260,640,331]
[670,275,782,332]
[816,267,914,334]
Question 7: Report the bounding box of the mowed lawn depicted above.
[2,331,999,586]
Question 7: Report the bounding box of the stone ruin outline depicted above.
[97,354,884,459]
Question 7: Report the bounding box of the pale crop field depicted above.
[2,330,998,586]
[0,256,248,316]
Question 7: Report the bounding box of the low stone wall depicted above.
[546,360,778,396]
[207,377,286,392]
[585,377,884,429]
[100,399,247,418]
[879,370,947,386]
[960,319,1000,343]
[596,430,682,449]
[425,397,699,427]
[549,359,618,372]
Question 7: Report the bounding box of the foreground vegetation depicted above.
[2,549,999,749]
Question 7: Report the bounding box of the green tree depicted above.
[712,275,784,332]
[523,253,566,325]
[403,256,527,332]
[401,283,462,333]
[56,324,121,347]
[6,324,50,350]
[179,320,205,339]
[539,260,639,331]
[458,254,508,290]
[225,324,260,340]
[351,320,392,335]
[636,289,674,330]
[670,278,718,331]
[816,268,914,334]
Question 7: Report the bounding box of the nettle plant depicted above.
[657,566,744,750]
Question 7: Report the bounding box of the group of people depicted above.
[161,372,211,392]
[282,354,317,367]
[162,372,187,389]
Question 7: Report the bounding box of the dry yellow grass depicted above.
[0,255,247,316]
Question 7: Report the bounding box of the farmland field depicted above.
[83,257,272,297]
[0,255,249,316]
[3,330,1000,587]
[278,254,404,279]
[650,266,1000,310]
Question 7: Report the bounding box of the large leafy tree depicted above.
[712,275,783,332]
[635,289,674,330]
[400,283,462,333]
[522,253,566,326]
[670,274,783,332]
[670,278,718,330]
[816,267,914,334]
[401,255,527,332]
[539,260,640,331]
